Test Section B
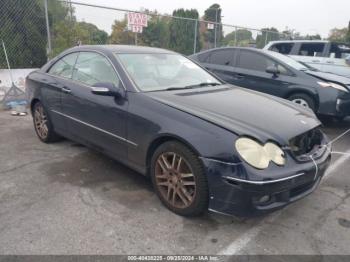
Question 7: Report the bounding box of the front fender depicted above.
[126,93,240,174]
[317,87,346,116]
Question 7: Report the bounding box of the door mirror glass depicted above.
[266,65,280,76]
[91,82,123,97]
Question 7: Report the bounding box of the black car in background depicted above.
[190,47,350,120]
[26,45,331,217]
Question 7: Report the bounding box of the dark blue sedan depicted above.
[26,45,331,217]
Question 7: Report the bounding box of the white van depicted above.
[264,40,350,78]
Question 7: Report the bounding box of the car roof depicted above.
[192,46,269,56]
[267,40,329,44]
[67,45,177,54]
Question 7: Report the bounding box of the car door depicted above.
[232,49,295,97]
[289,42,327,71]
[61,51,128,160]
[200,49,237,83]
[44,52,79,133]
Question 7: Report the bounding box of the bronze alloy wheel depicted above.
[34,104,49,140]
[155,152,196,209]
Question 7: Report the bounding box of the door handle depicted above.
[311,60,320,63]
[61,87,71,93]
[236,74,245,79]
[326,61,334,64]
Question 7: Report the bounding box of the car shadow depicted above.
[40,144,260,226]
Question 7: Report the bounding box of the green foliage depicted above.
[169,9,201,55]
[109,19,135,45]
[52,21,108,56]
[203,4,223,47]
[256,27,280,48]
[223,29,253,47]
[304,34,322,40]
[328,27,348,43]
[0,0,47,68]
[139,15,171,49]
[346,21,350,43]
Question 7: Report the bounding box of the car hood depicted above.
[146,85,321,145]
[305,70,350,86]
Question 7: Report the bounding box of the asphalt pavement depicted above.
[0,111,349,255]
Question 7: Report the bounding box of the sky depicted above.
[73,0,350,38]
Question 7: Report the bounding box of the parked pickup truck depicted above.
[264,40,350,78]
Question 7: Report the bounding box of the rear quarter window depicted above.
[197,52,210,63]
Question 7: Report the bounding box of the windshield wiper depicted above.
[185,82,221,88]
[164,82,221,91]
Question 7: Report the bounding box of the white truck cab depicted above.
[264,40,350,78]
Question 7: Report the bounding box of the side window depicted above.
[237,51,274,72]
[270,43,294,54]
[329,43,350,59]
[48,53,78,78]
[276,64,290,76]
[237,51,291,75]
[72,52,120,87]
[298,43,325,57]
[197,52,210,63]
[209,49,235,66]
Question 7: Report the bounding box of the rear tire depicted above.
[150,141,209,216]
[32,101,61,143]
[288,93,316,112]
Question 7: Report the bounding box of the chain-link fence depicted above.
[0,0,292,71]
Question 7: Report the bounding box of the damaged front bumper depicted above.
[201,144,332,217]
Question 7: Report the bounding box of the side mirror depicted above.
[91,82,124,98]
[345,55,350,66]
[266,65,280,76]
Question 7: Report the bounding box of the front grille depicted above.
[289,128,326,162]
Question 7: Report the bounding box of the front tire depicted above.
[150,141,209,216]
[288,93,316,112]
[32,101,61,143]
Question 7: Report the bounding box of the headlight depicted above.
[317,81,349,93]
[235,138,286,169]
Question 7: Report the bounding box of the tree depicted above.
[256,27,280,48]
[203,4,223,48]
[304,34,321,40]
[169,9,201,55]
[345,21,350,44]
[109,19,135,45]
[328,27,348,42]
[0,0,47,68]
[51,21,108,56]
[346,21,350,44]
[223,29,253,47]
[139,12,170,49]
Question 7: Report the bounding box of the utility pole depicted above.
[193,19,198,53]
[214,8,218,48]
[44,0,52,58]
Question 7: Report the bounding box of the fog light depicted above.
[258,195,270,204]
[336,99,341,112]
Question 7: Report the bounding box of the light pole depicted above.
[214,8,218,48]
[44,0,52,58]
[211,7,222,48]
